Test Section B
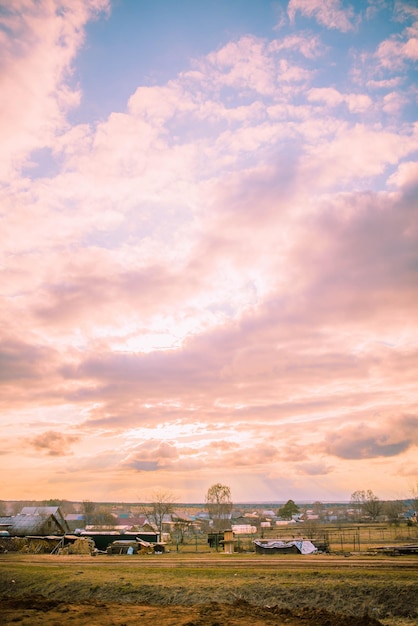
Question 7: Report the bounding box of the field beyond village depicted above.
[1,550,417,626]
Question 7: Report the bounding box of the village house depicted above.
[0,506,70,536]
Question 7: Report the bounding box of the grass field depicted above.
[1,551,417,625]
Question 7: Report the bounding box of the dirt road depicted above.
[1,596,384,625]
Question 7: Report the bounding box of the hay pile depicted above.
[58,537,95,555]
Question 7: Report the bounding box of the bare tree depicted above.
[350,491,363,521]
[88,505,117,528]
[81,500,96,525]
[144,491,176,536]
[173,515,194,544]
[42,499,75,515]
[312,501,324,519]
[350,490,383,521]
[384,500,405,526]
[205,483,232,530]
[303,518,321,540]
[11,500,37,515]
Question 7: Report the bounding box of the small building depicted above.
[223,530,235,554]
[231,524,257,534]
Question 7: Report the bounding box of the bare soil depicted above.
[1,596,384,625]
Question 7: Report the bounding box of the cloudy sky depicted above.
[1,0,417,504]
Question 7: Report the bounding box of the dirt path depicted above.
[6,553,416,569]
[1,597,384,626]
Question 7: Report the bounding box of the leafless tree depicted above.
[81,500,96,525]
[173,515,194,544]
[143,491,176,535]
[350,490,383,521]
[205,483,232,530]
[303,518,321,540]
[384,500,405,526]
[11,500,37,515]
[42,499,75,514]
[312,501,324,519]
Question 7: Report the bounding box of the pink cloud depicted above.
[0,0,109,179]
[382,91,410,114]
[122,439,210,473]
[269,33,325,59]
[308,88,372,112]
[26,430,80,456]
[321,416,418,459]
[1,1,417,501]
[300,124,418,186]
[205,36,277,96]
[375,19,418,70]
[295,461,334,476]
[388,161,418,189]
[288,0,356,32]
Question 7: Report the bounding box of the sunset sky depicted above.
[1,0,417,505]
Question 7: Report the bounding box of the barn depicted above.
[7,507,70,536]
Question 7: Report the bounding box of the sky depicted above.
[1,0,418,505]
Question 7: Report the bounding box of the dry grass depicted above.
[0,552,417,625]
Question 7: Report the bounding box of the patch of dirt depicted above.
[0,596,384,625]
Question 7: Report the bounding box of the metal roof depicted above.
[10,511,69,535]
[20,506,63,518]
[0,516,13,527]
[10,515,51,535]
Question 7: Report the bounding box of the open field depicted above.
[1,552,417,625]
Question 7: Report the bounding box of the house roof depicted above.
[10,515,52,535]
[20,506,60,515]
[0,516,13,528]
[12,509,69,535]
[115,516,147,527]
[172,512,193,522]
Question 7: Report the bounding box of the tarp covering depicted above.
[254,539,317,554]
